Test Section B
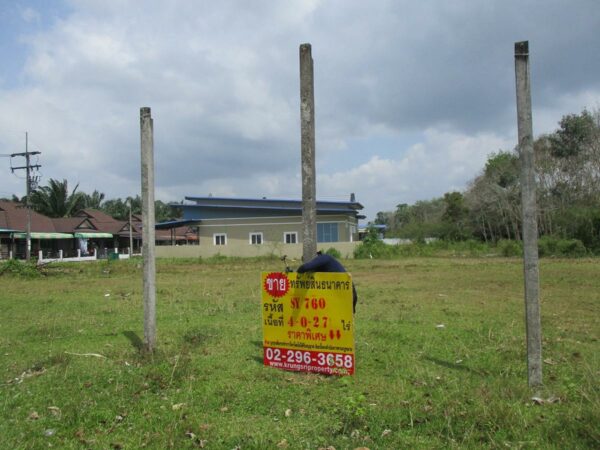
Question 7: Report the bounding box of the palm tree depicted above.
[83,190,105,209]
[29,178,86,218]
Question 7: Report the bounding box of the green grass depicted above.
[1,256,598,449]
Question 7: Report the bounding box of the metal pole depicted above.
[140,107,156,352]
[300,43,317,261]
[514,41,542,387]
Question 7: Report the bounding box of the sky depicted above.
[0,0,599,222]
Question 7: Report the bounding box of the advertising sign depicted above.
[261,271,355,376]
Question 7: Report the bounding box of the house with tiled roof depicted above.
[0,200,73,259]
[1,200,197,260]
[0,203,138,259]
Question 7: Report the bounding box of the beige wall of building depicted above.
[196,214,358,246]
[155,213,360,259]
[156,241,359,260]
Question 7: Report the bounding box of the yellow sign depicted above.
[262,271,355,375]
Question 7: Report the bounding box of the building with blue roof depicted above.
[171,194,364,249]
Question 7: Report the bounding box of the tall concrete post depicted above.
[25,133,32,261]
[129,198,133,256]
[514,41,542,387]
[140,107,156,352]
[300,43,317,261]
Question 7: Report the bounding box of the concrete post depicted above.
[59,249,63,260]
[25,133,31,261]
[140,107,157,352]
[300,43,317,261]
[129,199,134,257]
[515,41,542,387]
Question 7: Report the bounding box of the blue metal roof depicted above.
[155,219,200,229]
[182,196,364,210]
[181,203,357,213]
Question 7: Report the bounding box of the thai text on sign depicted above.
[261,271,355,376]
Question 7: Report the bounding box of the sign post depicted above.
[262,271,355,376]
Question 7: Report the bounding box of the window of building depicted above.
[250,232,263,245]
[213,233,227,245]
[284,232,297,244]
[317,223,339,243]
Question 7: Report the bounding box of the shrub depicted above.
[353,226,393,259]
[0,259,41,277]
[557,239,587,257]
[497,239,522,257]
[323,247,342,259]
[539,236,588,257]
[353,239,397,259]
[538,235,559,257]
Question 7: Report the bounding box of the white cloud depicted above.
[318,130,513,219]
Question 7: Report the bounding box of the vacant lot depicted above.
[1,257,598,449]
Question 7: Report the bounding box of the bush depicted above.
[557,239,587,257]
[538,235,559,257]
[497,239,522,257]
[539,236,588,257]
[0,259,41,277]
[353,239,398,259]
[323,247,342,259]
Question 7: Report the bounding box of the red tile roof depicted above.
[0,200,58,232]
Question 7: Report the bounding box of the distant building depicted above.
[0,200,72,259]
[173,195,365,248]
[0,200,197,260]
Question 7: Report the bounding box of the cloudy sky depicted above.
[1,0,599,222]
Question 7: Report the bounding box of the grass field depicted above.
[1,256,598,449]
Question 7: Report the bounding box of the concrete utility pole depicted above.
[300,43,317,261]
[140,107,156,352]
[514,41,542,387]
[129,198,133,257]
[11,132,41,261]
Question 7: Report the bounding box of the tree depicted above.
[394,203,410,229]
[82,190,105,209]
[101,196,180,222]
[440,191,471,240]
[549,110,596,158]
[155,200,181,222]
[101,198,128,220]
[29,178,86,218]
[536,109,600,248]
[464,150,523,242]
[374,211,389,226]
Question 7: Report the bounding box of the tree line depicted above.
[373,109,600,254]
[6,179,181,223]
